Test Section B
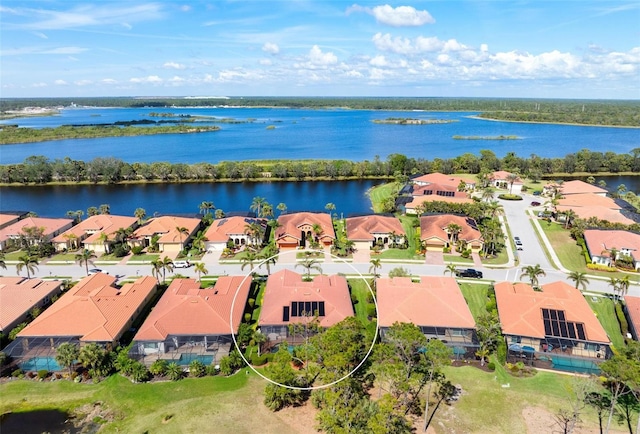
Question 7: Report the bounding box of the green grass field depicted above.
[459,283,490,320]
[587,296,625,350]
[368,182,400,213]
[349,279,375,326]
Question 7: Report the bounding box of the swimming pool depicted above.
[20,357,62,372]
[551,355,600,375]
[176,354,213,366]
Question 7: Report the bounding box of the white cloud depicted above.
[180,5,192,12]
[163,61,186,70]
[101,78,117,84]
[54,79,68,85]
[372,5,435,27]
[369,55,388,67]
[373,33,467,55]
[31,82,47,88]
[43,46,87,54]
[74,79,92,86]
[121,22,132,30]
[347,4,435,26]
[308,45,337,66]
[169,76,185,85]
[262,42,280,55]
[33,31,48,39]
[130,75,163,83]
[259,58,273,66]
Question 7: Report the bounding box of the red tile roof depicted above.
[624,295,640,340]
[0,217,73,242]
[560,180,608,195]
[18,274,157,343]
[413,183,459,195]
[204,216,266,242]
[259,269,353,328]
[420,214,482,243]
[346,215,405,242]
[491,171,523,184]
[0,214,21,228]
[584,230,640,261]
[52,214,138,244]
[0,278,63,332]
[132,216,200,244]
[406,195,473,209]
[494,281,609,343]
[377,276,475,329]
[133,276,252,341]
[275,212,335,243]
[413,172,475,187]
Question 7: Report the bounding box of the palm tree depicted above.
[567,271,590,291]
[369,258,382,277]
[445,223,462,247]
[194,262,208,282]
[250,196,267,218]
[134,208,146,224]
[444,263,457,277]
[244,221,264,249]
[97,232,111,254]
[240,251,259,272]
[617,275,630,301]
[520,264,546,288]
[253,330,267,356]
[63,233,79,251]
[78,343,105,376]
[199,201,215,215]
[150,259,163,282]
[262,203,274,220]
[191,231,208,253]
[75,249,97,275]
[16,254,39,279]
[325,202,336,216]
[214,209,225,219]
[175,226,190,250]
[563,209,577,229]
[506,173,519,194]
[55,342,79,376]
[87,206,99,217]
[277,202,287,215]
[161,256,174,283]
[481,187,495,202]
[295,257,323,280]
[99,203,111,215]
[258,246,278,275]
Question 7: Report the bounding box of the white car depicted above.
[173,260,191,268]
[88,268,108,275]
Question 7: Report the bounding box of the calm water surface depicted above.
[1,107,638,164]
[0,180,380,218]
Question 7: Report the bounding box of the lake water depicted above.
[0,179,380,218]
[1,107,638,164]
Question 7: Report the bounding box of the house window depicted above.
[584,343,600,352]
[510,336,521,344]
[451,329,465,336]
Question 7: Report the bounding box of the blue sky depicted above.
[1,1,639,99]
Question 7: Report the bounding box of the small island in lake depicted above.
[452,135,521,140]
[373,117,458,125]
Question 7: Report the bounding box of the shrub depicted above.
[251,353,269,366]
[443,247,451,253]
[112,244,130,258]
[149,359,168,377]
[497,340,507,365]
[37,369,49,379]
[166,362,183,381]
[487,362,496,371]
[130,362,150,383]
[189,360,206,377]
[131,246,144,255]
[615,302,630,337]
[366,303,377,319]
[244,313,252,323]
[587,263,617,272]
[205,365,219,376]
[11,369,22,377]
[498,194,523,201]
[248,298,255,308]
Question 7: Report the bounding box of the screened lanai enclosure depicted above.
[2,336,83,372]
[129,334,234,366]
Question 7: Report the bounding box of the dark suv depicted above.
[455,268,483,278]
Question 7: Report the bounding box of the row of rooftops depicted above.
[4,270,628,348]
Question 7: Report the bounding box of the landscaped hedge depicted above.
[576,237,592,265]
[497,194,523,201]
[586,263,617,272]
[615,302,630,339]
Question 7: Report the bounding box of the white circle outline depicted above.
[229,249,379,390]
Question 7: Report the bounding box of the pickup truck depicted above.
[455,268,483,279]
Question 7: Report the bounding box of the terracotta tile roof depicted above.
[0,217,73,243]
[52,214,138,244]
[377,276,475,329]
[560,180,608,195]
[275,212,335,243]
[584,230,640,261]
[0,278,63,332]
[624,295,640,339]
[413,183,459,195]
[132,216,200,244]
[494,281,610,343]
[204,216,266,242]
[556,204,633,225]
[346,215,405,242]
[413,172,475,187]
[491,171,523,184]
[133,276,252,341]
[406,195,473,209]
[558,194,620,210]
[18,274,157,343]
[0,214,23,228]
[420,214,482,243]
[259,269,353,328]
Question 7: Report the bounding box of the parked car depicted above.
[173,260,191,268]
[88,268,108,275]
[530,201,541,206]
[455,268,483,278]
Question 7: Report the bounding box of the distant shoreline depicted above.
[468,115,640,129]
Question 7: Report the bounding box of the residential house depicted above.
[494,281,610,372]
[556,195,634,225]
[203,216,266,252]
[420,214,483,252]
[52,214,139,254]
[545,180,608,197]
[275,212,335,250]
[376,276,478,358]
[258,269,353,341]
[0,212,28,230]
[130,276,252,365]
[0,216,73,251]
[412,173,476,190]
[346,215,406,251]
[0,277,63,334]
[405,194,474,214]
[583,229,640,270]
[490,170,523,194]
[623,295,640,341]
[130,216,201,252]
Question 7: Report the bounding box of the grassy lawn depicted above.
[3,250,29,260]
[444,254,473,264]
[128,253,159,262]
[249,282,266,327]
[587,296,625,350]
[49,252,79,261]
[459,283,490,320]
[368,182,401,213]
[349,279,375,326]
[483,248,509,266]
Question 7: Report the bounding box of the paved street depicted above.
[4,193,640,298]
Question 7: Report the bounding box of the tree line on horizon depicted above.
[1,97,638,127]
[3,149,640,185]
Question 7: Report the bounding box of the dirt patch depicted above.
[72,401,115,433]
[274,400,319,434]
[522,406,626,434]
